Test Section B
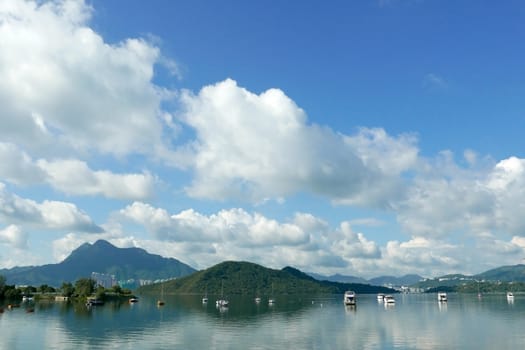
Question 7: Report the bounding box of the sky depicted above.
[1,0,525,279]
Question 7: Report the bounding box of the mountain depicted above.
[0,240,196,287]
[308,272,368,284]
[475,264,525,282]
[137,261,396,295]
[309,272,423,286]
[369,274,424,286]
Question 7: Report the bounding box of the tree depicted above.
[38,284,56,293]
[0,275,5,299]
[110,284,122,294]
[60,282,74,298]
[75,278,95,297]
[95,285,106,300]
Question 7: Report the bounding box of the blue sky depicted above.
[1,0,525,278]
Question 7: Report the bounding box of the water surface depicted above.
[1,293,523,349]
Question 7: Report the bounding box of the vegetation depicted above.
[138,261,396,296]
[0,274,133,302]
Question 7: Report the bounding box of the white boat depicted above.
[216,299,229,307]
[255,297,261,303]
[268,283,275,305]
[438,292,448,302]
[377,293,385,301]
[343,291,356,306]
[384,295,395,304]
[216,281,229,308]
[507,292,514,299]
[202,286,208,304]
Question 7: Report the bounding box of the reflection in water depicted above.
[2,294,525,349]
[438,301,448,312]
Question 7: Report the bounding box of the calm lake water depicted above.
[1,293,524,349]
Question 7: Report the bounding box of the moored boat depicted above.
[438,292,447,302]
[343,291,356,306]
[86,298,104,307]
[216,281,229,308]
[377,293,385,302]
[384,295,395,304]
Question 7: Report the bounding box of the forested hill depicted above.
[138,261,396,295]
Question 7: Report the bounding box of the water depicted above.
[1,293,524,349]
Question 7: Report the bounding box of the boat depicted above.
[268,283,275,305]
[86,298,104,307]
[216,281,229,308]
[384,295,395,304]
[507,292,514,299]
[343,291,356,306]
[157,284,165,306]
[438,292,447,302]
[377,293,385,302]
[255,297,261,304]
[129,297,139,303]
[202,286,209,304]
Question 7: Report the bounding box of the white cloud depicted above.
[0,142,46,185]
[0,0,175,158]
[0,224,28,249]
[423,73,448,89]
[0,183,102,232]
[175,79,418,206]
[0,142,156,200]
[37,159,155,200]
[116,202,387,271]
[396,155,525,240]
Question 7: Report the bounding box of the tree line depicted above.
[0,275,132,301]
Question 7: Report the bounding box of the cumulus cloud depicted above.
[0,142,155,200]
[396,155,525,240]
[0,224,28,249]
[0,142,46,185]
[37,159,155,200]
[116,202,386,271]
[175,79,418,206]
[0,0,175,158]
[0,183,102,232]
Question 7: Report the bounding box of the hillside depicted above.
[309,272,423,286]
[475,264,525,282]
[137,261,396,295]
[1,240,195,286]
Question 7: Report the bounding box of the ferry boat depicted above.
[438,292,448,302]
[343,291,356,306]
[384,295,395,304]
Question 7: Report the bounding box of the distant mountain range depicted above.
[0,240,195,286]
[309,272,424,287]
[138,261,396,295]
[414,265,525,289]
[3,239,525,291]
